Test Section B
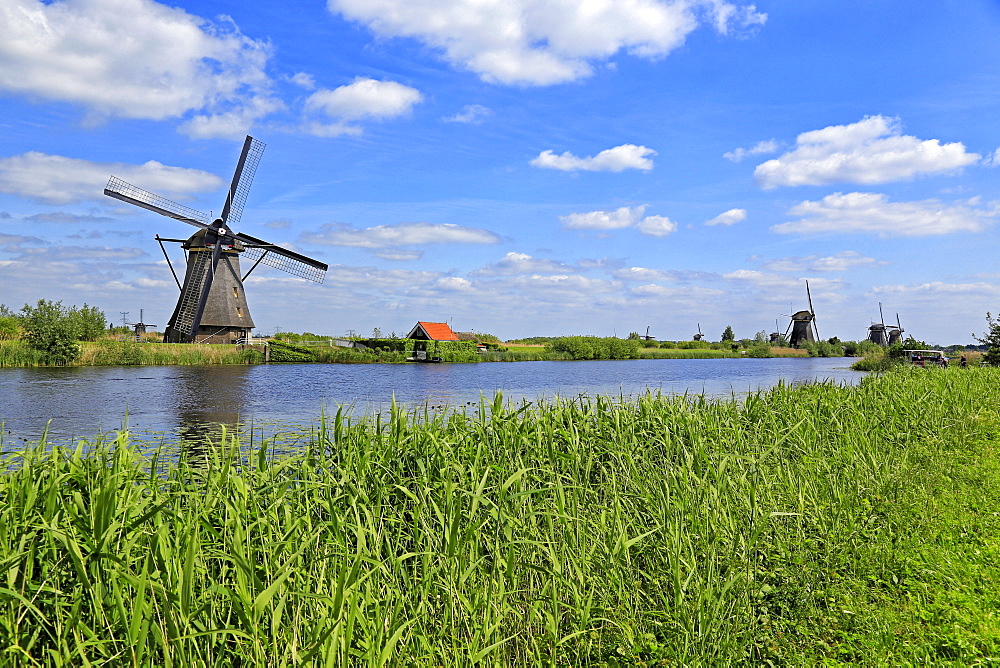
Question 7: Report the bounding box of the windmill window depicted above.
[236,307,243,318]
[233,287,238,298]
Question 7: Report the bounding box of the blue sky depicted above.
[2,0,999,344]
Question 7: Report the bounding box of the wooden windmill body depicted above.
[784,281,819,348]
[104,136,328,344]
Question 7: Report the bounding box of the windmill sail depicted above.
[105,177,211,228]
[220,135,265,225]
[236,233,327,283]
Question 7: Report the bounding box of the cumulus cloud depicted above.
[705,208,746,226]
[635,215,677,237]
[443,104,493,124]
[984,148,1000,167]
[13,245,146,261]
[0,152,223,205]
[612,267,678,282]
[560,205,677,237]
[723,140,777,162]
[772,192,1000,237]
[762,251,886,273]
[470,252,575,276]
[755,116,980,189]
[301,222,502,248]
[375,249,424,261]
[0,0,276,136]
[302,77,422,136]
[328,0,766,86]
[531,144,655,172]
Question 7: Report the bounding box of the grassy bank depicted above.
[2,368,1000,664]
[0,340,261,367]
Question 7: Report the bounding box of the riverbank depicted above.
[0,338,811,367]
[2,367,998,664]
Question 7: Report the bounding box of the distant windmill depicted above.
[867,302,890,346]
[643,326,655,341]
[784,280,819,348]
[769,318,782,344]
[887,313,904,345]
[693,323,704,341]
[125,308,157,341]
[104,136,328,344]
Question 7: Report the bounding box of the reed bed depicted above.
[637,348,742,359]
[0,340,262,367]
[1,368,999,665]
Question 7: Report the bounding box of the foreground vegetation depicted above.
[2,368,1000,664]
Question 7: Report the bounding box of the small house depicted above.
[406,321,460,341]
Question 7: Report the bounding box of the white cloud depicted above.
[0,0,276,134]
[329,0,765,86]
[13,245,146,261]
[612,266,677,282]
[531,144,655,172]
[290,72,316,89]
[762,251,886,273]
[0,152,223,205]
[470,252,574,276]
[561,206,642,230]
[772,192,1000,237]
[984,148,1000,167]
[705,208,746,226]
[375,249,424,261]
[433,276,474,292]
[723,140,777,162]
[755,116,980,189]
[635,215,677,237]
[443,104,493,124]
[301,222,502,248]
[302,77,422,136]
[560,205,677,237]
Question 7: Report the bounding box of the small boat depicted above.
[905,349,948,367]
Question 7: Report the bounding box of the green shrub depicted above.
[20,299,81,365]
[547,336,641,360]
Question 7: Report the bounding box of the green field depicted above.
[2,368,999,664]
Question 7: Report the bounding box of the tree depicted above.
[975,313,1000,365]
[721,325,735,342]
[20,299,81,364]
[68,303,107,341]
[0,316,19,340]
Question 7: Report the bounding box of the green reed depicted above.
[2,367,999,665]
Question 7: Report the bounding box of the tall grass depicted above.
[2,368,1000,664]
[637,348,742,359]
[0,340,262,367]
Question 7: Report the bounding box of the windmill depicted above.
[643,326,655,341]
[867,302,890,346]
[104,136,328,344]
[887,313,904,345]
[692,323,704,341]
[125,308,157,341]
[784,280,819,348]
[769,318,782,344]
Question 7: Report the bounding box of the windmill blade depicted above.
[805,280,815,315]
[235,232,328,283]
[220,136,265,225]
[105,176,211,229]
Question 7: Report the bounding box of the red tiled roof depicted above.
[415,321,459,341]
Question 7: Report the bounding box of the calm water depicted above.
[0,357,863,448]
